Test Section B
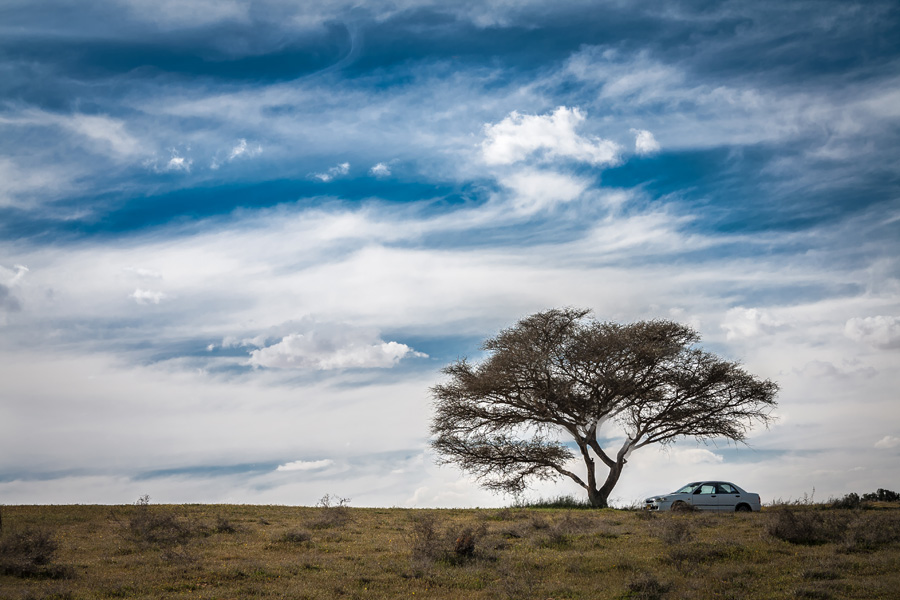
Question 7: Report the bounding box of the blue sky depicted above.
[1,0,899,507]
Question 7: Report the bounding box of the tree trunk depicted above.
[588,462,624,508]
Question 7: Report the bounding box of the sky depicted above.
[1,0,899,508]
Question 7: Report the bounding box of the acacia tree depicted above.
[430,308,778,508]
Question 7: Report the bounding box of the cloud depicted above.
[631,128,660,155]
[0,284,22,313]
[166,155,192,172]
[276,459,334,472]
[671,448,725,465]
[228,139,261,160]
[130,289,167,304]
[721,307,784,340]
[481,106,621,166]
[247,328,426,370]
[312,162,350,182]
[499,170,590,214]
[874,436,900,449]
[369,162,391,177]
[844,316,900,349]
[123,267,162,279]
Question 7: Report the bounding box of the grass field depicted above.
[1,500,899,599]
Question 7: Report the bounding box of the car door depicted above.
[710,482,742,511]
[692,483,718,510]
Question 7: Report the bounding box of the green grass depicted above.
[1,503,898,599]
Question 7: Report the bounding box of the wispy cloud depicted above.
[312,162,351,182]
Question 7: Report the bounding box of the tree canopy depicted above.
[430,308,779,507]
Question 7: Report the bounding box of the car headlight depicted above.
[654,497,667,502]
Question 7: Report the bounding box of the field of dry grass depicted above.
[1,500,899,599]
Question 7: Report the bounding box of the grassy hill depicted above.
[1,501,898,599]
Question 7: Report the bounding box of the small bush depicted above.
[652,517,693,544]
[213,516,238,534]
[309,494,352,529]
[624,572,670,600]
[0,527,71,579]
[408,512,442,564]
[278,530,312,544]
[766,509,847,545]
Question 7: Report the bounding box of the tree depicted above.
[430,308,778,508]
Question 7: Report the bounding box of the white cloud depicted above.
[481,106,621,166]
[312,162,350,182]
[166,155,192,172]
[369,162,391,177]
[844,315,900,349]
[130,289,167,304]
[276,459,334,472]
[229,138,262,160]
[671,448,725,465]
[499,170,590,214]
[721,306,784,340]
[123,267,162,280]
[3,264,29,286]
[247,329,425,370]
[874,436,900,449]
[631,128,660,155]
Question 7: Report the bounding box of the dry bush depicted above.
[650,516,694,544]
[110,496,200,564]
[309,494,352,529]
[841,511,900,552]
[407,512,488,567]
[213,515,238,534]
[277,529,312,544]
[767,509,850,546]
[625,572,670,600]
[0,527,71,579]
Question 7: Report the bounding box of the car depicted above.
[644,481,761,512]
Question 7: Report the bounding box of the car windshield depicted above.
[674,482,701,494]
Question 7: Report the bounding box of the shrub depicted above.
[861,488,900,503]
[213,516,238,534]
[766,509,847,545]
[278,530,312,544]
[829,493,860,510]
[624,572,670,600]
[0,527,71,579]
[309,494,352,529]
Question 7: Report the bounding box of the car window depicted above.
[717,483,736,494]
[675,482,700,494]
[694,484,717,495]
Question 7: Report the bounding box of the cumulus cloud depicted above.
[130,289,167,304]
[844,316,900,349]
[874,436,900,449]
[369,162,391,177]
[276,459,334,472]
[247,328,426,370]
[631,128,661,155]
[312,162,350,182]
[481,106,621,166]
[721,307,784,340]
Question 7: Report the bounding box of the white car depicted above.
[644,481,761,512]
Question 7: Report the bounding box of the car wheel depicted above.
[671,501,690,512]
[735,504,752,513]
